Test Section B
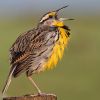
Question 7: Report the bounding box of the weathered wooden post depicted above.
[3,94,57,100]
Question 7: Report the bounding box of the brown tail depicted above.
[2,66,16,94]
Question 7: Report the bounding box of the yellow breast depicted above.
[44,27,70,70]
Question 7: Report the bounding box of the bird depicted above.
[2,5,73,95]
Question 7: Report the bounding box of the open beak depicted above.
[59,18,75,21]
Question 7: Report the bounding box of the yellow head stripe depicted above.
[48,12,56,16]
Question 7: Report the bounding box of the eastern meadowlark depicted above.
[2,5,72,95]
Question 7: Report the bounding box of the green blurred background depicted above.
[0,0,100,100]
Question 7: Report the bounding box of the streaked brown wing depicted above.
[10,25,56,77]
[10,29,35,64]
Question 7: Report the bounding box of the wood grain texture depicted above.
[3,93,57,100]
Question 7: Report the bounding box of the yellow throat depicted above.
[44,20,70,70]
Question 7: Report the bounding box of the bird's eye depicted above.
[49,15,53,18]
[55,15,58,19]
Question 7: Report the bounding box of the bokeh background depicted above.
[0,0,100,100]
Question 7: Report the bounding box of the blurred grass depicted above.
[0,14,100,100]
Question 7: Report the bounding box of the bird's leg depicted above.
[27,76,42,94]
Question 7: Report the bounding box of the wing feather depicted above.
[10,25,57,77]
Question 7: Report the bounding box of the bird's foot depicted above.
[38,92,47,96]
[38,92,57,97]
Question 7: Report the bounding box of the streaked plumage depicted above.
[2,5,71,95]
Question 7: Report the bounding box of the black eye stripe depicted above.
[40,15,57,23]
[41,17,50,23]
[43,15,53,21]
[40,16,53,23]
[49,15,53,18]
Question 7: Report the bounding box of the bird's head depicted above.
[39,5,74,29]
